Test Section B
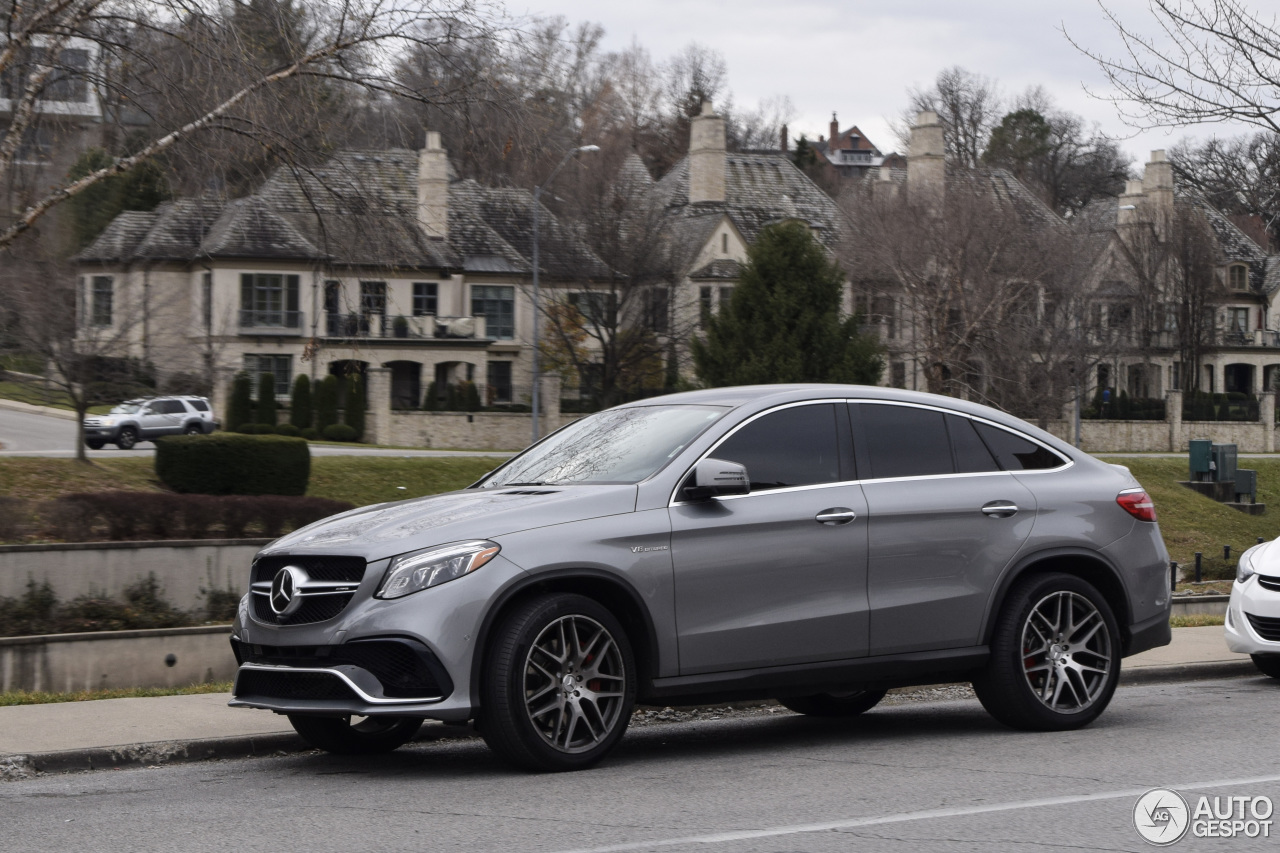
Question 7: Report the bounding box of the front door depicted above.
[671,403,869,674]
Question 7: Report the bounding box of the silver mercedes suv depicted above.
[229,385,1171,771]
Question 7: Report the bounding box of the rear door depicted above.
[852,403,1038,656]
[670,402,870,674]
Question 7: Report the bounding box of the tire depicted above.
[85,440,105,450]
[1251,654,1280,679]
[115,426,138,450]
[480,593,637,772]
[183,424,202,435]
[287,714,424,754]
[973,572,1121,731]
[778,688,888,717]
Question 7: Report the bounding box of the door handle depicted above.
[981,502,1019,518]
[816,507,857,525]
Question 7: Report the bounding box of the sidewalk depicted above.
[0,626,1257,779]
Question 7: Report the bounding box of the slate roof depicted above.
[654,152,843,247]
[131,199,223,261]
[76,211,157,262]
[199,197,322,260]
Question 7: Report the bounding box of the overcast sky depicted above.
[513,0,1249,170]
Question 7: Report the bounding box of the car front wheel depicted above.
[973,572,1121,731]
[115,427,138,450]
[481,593,636,772]
[287,714,424,754]
[778,688,888,717]
[1251,654,1280,679]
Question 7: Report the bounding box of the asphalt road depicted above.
[0,407,512,458]
[3,677,1279,852]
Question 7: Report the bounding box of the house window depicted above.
[243,354,292,396]
[719,287,734,311]
[1229,307,1250,334]
[721,233,728,254]
[642,287,670,334]
[1109,303,1133,329]
[360,280,387,334]
[699,287,712,328]
[568,291,617,327]
[1,47,89,103]
[1229,264,1249,291]
[486,362,513,404]
[890,361,906,388]
[202,272,212,332]
[239,274,300,328]
[472,285,515,339]
[90,275,113,326]
[413,282,438,316]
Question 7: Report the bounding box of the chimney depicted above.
[1117,179,1145,227]
[417,130,448,239]
[829,113,840,151]
[1143,149,1174,211]
[907,110,945,198]
[689,100,726,203]
[780,123,789,153]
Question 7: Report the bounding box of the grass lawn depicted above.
[0,379,112,414]
[0,681,233,706]
[0,455,505,507]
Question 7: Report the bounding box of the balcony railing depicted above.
[322,313,488,340]
[239,310,303,334]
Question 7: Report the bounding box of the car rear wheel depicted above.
[115,427,138,450]
[287,714,424,754]
[1250,654,1280,679]
[973,572,1120,731]
[778,688,888,717]
[481,593,636,772]
[183,424,202,435]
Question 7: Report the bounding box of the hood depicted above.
[258,484,639,562]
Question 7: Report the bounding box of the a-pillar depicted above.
[1165,389,1183,453]
[1262,391,1276,453]
[366,367,392,446]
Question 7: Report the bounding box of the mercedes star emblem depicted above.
[269,566,308,616]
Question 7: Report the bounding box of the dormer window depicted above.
[1229,264,1249,291]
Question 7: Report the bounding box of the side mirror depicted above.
[683,458,750,501]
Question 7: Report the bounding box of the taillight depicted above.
[1117,489,1157,522]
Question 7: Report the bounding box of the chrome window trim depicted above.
[234,662,443,705]
[668,397,1072,507]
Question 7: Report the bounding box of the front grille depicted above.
[235,669,358,701]
[232,638,450,699]
[250,555,367,626]
[1258,575,1280,592]
[1245,612,1280,642]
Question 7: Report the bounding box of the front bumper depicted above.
[1225,576,1280,655]
[83,424,121,441]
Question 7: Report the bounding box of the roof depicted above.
[689,259,742,280]
[199,198,323,260]
[76,211,157,262]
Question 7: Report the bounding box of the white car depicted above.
[1225,542,1280,678]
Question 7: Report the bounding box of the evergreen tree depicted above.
[314,375,339,431]
[792,135,817,169]
[422,381,438,411]
[256,372,277,425]
[692,222,884,386]
[65,148,169,249]
[227,372,253,431]
[289,375,312,429]
[344,372,366,440]
[462,380,481,412]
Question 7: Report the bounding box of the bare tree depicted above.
[1170,132,1280,248]
[1,0,500,249]
[1070,0,1280,134]
[895,67,1002,168]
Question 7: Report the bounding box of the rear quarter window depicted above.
[188,399,210,412]
[973,422,1066,471]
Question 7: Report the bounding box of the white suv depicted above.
[83,396,219,449]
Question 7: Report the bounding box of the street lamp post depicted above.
[531,144,599,445]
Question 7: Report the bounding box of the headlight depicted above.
[1238,547,1257,584]
[98,417,115,426]
[376,540,500,599]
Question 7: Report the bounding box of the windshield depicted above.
[109,403,142,414]
[479,405,726,487]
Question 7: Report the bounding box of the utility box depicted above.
[1189,439,1213,481]
[1213,443,1238,484]
[1236,469,1258,503]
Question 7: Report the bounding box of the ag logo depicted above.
[1134,788,1190,846]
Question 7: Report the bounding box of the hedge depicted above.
[155,433,310,495]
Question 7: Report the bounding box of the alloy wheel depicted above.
[1020,590,1113,713]
[522,614,626,753]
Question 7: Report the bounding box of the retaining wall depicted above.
[0,625,235,693]
[387,411,578,451]
[0,540,269,611]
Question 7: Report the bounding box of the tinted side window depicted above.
[861,404,953,478]
[713,404,840,491]
[155,400,184,414]
[188,399,210,412]
[974,422,1066,471]
[946,415,1000,474]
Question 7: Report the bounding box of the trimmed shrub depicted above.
[227,372,253,432]
[178,494,220,539]
[256,372,278,425]
[445,382,460,411]
[289,375,313,430]
[234,423,257,434]
[289,497,355,528]
[220,496,257,537]
[155,434,310,496]
[300,426,319,440]
[344,372,366,440]
[322,423,358,442]
[315,374,339,432]
[43,496,98,541]
[274,423,301,436]
[422,380,438,411]
[462,380,481,412]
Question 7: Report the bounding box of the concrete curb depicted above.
[1,661,1265,780]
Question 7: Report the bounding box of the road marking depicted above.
[555,772,1280,853]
